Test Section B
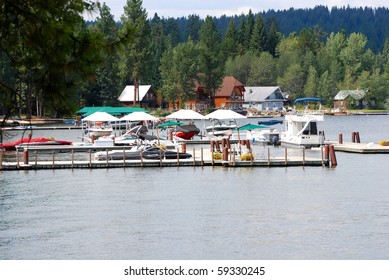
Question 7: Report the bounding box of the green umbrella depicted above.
[157,121,184,128]
[235,123,269,131]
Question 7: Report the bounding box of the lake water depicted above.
[1,115,389,260]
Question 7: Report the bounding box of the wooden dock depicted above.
[327,141,389,154]
[1,146,330,171]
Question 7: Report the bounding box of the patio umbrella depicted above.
[120,111,158,121]
[205,109,247,120]
[235,123,269,131]
[166,109,206,120]
[234,123,269,154]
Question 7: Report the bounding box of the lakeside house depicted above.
[333,90,367,110]
[182,76,245,111]
[243,86,286,111]
[118,85,161,108]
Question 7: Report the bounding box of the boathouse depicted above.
[333,90,367,110]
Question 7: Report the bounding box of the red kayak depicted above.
[0,137,73,151]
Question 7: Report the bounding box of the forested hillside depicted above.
[1,1,389,122]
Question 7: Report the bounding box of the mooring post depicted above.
[351,131,356,143]
[329,144,337,167]
[200,147,204,166]
[355,131,360,143]
[339,133,343,144]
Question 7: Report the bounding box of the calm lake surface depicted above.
[1,115,389,260]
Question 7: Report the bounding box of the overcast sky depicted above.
[95,0,388,20]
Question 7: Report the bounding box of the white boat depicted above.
[280,113,325,148]
[206,119,237,137]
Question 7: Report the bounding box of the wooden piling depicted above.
[192,147,195,165]
[324,144,329,161]
[302,147,305,165]
[284,147,288,165]
[71,149,74,168]
[23,149,29,165]
[52,150,55,169]
[329,144,337,166]
[200,147,204,166]
[0,150,3,170]
[339,133,343,144]
[351,131,356,143]
[355,131,360,143]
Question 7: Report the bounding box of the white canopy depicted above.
[82,112,119,122]
[166,109,207,120]
[120,111,158,121]
[205,109,247,120]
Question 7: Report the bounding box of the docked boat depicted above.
[174,124,201,140]
[280,113,325,148]
[0,137,73,151]
[94,146,192,161]
[206,119,237,137]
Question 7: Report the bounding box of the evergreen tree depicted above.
[244,10,255,50]
[221,19,237,60]
[236,15,247,55]
[249,15,267,55]
[185,14,202,42]
[199,16,224,108]
[120,0,151,105]
[91,3,121,106]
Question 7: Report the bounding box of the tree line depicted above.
[1,0,389,124]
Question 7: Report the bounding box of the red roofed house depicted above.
[182,76,245,111]
[213,76,245,109]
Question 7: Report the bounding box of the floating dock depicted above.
[1,145,330,171]
[328,141,389,154]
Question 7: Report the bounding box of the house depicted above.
[182,76,245,111]
[213,76,245,109]
[333,90,367,109]
[118,85,160,108]
[243,86,286,111]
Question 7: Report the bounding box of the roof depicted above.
[244,86,285,102]
[76,106,147,117]
[214,76,245,97]
[118,85,153,102]
[334,90,366,101]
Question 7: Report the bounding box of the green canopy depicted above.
[157,121,184,128]
[76,106,148,117]
[235,123,269,131]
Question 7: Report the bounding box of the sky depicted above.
[94,0,389,20]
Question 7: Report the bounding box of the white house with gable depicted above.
[243,86,286,111]
[118,85,159,108]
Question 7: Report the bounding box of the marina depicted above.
[1,114,389,260]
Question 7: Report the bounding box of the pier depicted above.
[0,144,331,171]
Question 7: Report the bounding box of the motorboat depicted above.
[230,123,280,145]
[206,119,237,137]
[280,113,325,148]
[174,124,201,140]
[94,146,192,161]
[0,137,73,151]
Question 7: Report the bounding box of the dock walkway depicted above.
[327,141,389,154]
[1,146,329,171]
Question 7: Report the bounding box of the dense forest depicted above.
[1,0,389,122]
